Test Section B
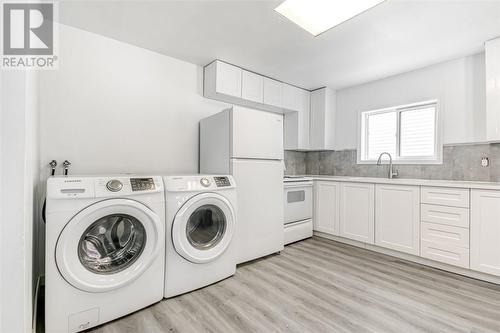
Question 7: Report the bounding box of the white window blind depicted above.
[359,101,440,164]
[367,111,396,160]
[400,105,436,157]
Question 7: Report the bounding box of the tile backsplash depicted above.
[285,143,500,181]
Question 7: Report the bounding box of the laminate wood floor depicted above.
[88,237,500,333]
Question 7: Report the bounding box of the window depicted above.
[358,101,441,164]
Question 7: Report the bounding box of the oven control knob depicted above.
[106,179,123,192]
[200,177,211,187]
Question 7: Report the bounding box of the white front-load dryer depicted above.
[45,176,165,333]
[163,175,237,298]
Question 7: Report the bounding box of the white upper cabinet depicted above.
[263,77,282,108]
[282,84,301,111]
[284,112,299,150]
[284,109,310,150]
[339,183,375,244]
[204,60,304,114]
[283,85,311,150]
[282,83,310,114]
[471,189,500,276]
[486,37,500,141]
[298,89,310,149]
[204,60,242,101]
[204,60,331,151]
[375,184,420,255]
[241,70,263,103]
[309,87,336,150]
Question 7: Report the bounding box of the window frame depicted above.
[357,100,442,165]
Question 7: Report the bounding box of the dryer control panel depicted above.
[164,175,235,192]
[130,178,156,191]
[214,176,231,187]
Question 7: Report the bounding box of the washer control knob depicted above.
[200,177,211,187]
[106,179,123,192]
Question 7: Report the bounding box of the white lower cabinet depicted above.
[340,183,375,244]
[421,240,470,268]
[308,180,500,281]
[421,222,469,248]
[420,204,469,228]
[471,190,500,276]
[313,181,340,235]
[419,187,471,269]
[375,184,420,255]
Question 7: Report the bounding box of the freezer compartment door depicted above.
[231,159,284,263]
[231,106,284,160]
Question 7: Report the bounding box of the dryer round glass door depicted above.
[172,193,235,264]
[56,199,163,293]
[186,204,226,250]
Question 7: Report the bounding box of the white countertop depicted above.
[283,176,314,183]
[292,175,500,190]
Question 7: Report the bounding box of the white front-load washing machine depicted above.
[45,176,165,333]
[163,175,237,298]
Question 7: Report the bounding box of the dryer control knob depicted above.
[200,177,211,187]
[106,179,123,192]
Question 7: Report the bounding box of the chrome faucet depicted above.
[377,152,398,179]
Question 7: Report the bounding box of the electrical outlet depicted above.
[482,157,490,167]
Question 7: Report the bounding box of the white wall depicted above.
[0,68,3,333]
[39,24,228,177]
[1,70,38,333]
[335,53,486,150]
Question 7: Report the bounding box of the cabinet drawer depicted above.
[421,204,469,228]
[284,219,313,245]
[421,222,469,248]
[421,187,469,208]
[421,240,470,268]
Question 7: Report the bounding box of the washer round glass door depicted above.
[172,193,235,263]
[78,213,146,275]
[56,199,162,293]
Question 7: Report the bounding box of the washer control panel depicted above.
[130,178,156,191]
[106,179,123,192]
[214,176,231,187]
[200,177,211,187]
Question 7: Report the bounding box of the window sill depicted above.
[357,159,443,165]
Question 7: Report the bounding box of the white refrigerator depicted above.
[200,106,284,264]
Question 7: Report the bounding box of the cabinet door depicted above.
[263,77,282,108]
[215,61,242,98]
[375,184,420,255]
[340,183,375,244]
[309,89,326,150]
[297,89,310,149]
[283,112,298,150]
[313,181,340,235]
[471,190,500,276]
[309,87,335,150]
[282,84,300,111]
[485,38,500,141]
[241,70,263,103]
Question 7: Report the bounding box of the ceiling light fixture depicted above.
[274,0,385,37]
